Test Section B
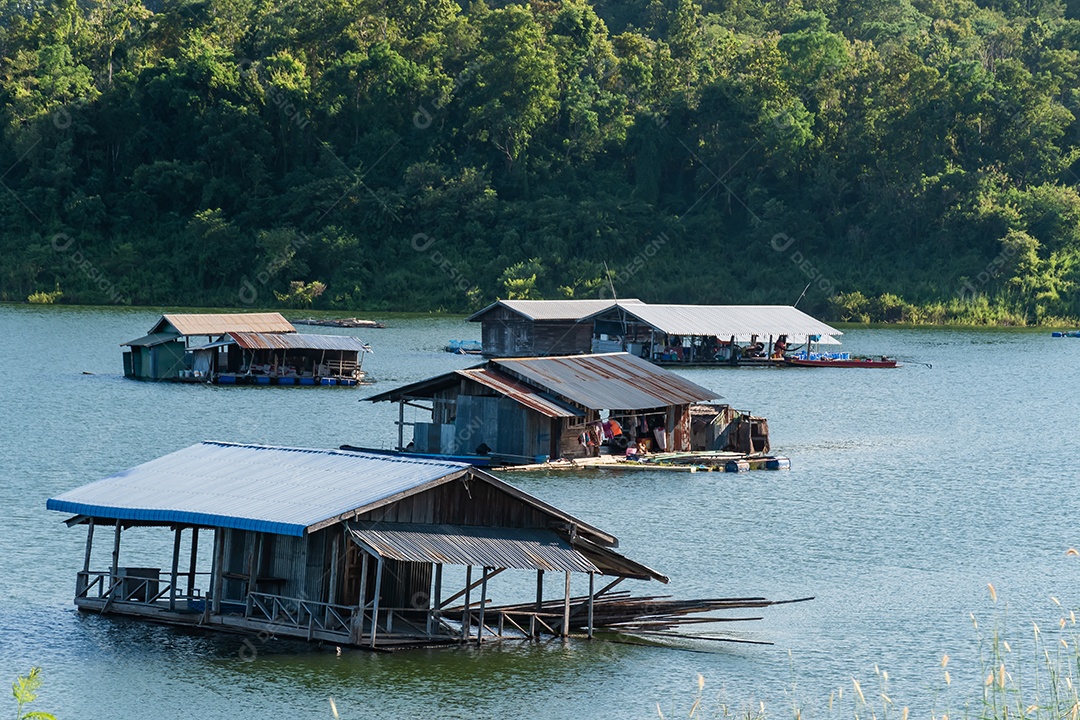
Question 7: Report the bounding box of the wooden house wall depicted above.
[530,321,593,356]
[354,475,554,529]
[478,308,592,357]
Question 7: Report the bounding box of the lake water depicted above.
[2,304,1078,719]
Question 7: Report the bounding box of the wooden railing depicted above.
[247,592,356,639]
[76,570,211,606]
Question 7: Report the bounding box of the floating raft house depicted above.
[46,442,804,649]
[122,312,371,385]
[366,352,770,464]
[584,304,843,366]
[467,299,644,357]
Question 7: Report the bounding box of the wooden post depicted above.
[83,519,95,572]
[587,572,595,639]
[245,532,258,618]
[535,569,544,610]
[429,563,442,636]
[369,556,383,649]
[768,335,774,362]
[187,528,199,598]
[78,519,95,597]
[211,530,225,615]
[562,571,571,638]
[476,567,489,647]
[397,400,405,451]
[170,527,182,611]
[328,532,341,606]
[354,551,369,644]
[461,566,472,642]
[110,523,122,597]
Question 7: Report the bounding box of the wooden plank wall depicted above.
[355,476,555,529]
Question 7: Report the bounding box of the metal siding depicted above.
[492,353,718,411]
[348,523,599,573]
[46,442,470,536]
[459,369,582,419]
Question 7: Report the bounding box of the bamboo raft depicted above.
[446,591,814,645]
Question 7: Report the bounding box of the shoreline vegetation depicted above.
[3,0,1080,324]
[7,297,1079,328]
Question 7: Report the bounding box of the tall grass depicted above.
[663,592,1080,720]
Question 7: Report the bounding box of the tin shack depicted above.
[122,313,371,385]
[122,313,295,380]
[367,352,766,462]
[47,441,770,649]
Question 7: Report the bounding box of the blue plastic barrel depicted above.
[765,457,791,470]
[725,459,750,473]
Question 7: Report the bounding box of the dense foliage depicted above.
[3,0,1080,322]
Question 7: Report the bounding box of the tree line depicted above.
[2,0,1080,323]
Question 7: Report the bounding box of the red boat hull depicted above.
[785,358,897,368]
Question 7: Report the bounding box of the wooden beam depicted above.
[211,530,225,615]
[587,573,595,639]
[535,569,544,611]
[170,527,182,611]
[109,523,122,598]
[562,571,571,638]
[82,519,95,573]
[369,556,383,649]
[461,566,472,642]
[187,528,199,598]
[438,567,504,609]
[476,567,489,647]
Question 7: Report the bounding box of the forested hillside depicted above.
[3,0,1080,322]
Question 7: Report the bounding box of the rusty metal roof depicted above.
[227,332,372,353]
[348,523,599,573]
[153,312,295,336]
[492,353,718,411]
[459,368,583,418]
[589,305,842,344]
[467,299,644,322]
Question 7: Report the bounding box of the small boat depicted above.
[445,339,483,354]
[293,317,385,328]
[785,356,897,368]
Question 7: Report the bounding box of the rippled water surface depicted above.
[2,304,1078,719]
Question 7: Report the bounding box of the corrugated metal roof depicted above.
[46,442,469,537]
[349,523,598,573]
[154,313,295,336]
[492,353,718,410]
[459,368,584,418]
[121,332,181,347]
[593,305,842,344]
[468,299,644,322]
[228,332,372,353]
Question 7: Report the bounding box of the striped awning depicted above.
[348,523,599,573]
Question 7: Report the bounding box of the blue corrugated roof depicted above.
[46,442,470,537]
